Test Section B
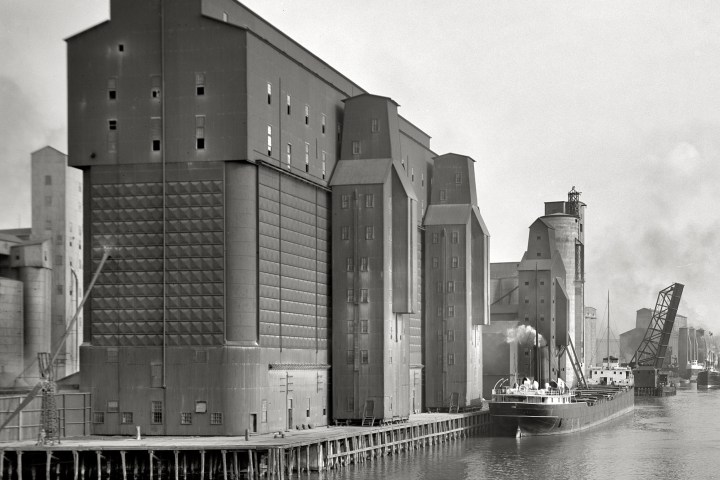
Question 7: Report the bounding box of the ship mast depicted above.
[606,291,610,368]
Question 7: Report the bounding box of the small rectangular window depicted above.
[93,412,105,424]
[196,72,205,95]
[455,172,462,184]
[437,306,443,317]
[151,401,163,424]
[286,143,292,166]
[451,231,459,244]
[346,350,354,364]
[108,119,117,130]
[321,114,326,134]
[286,93,291,115]
[195,401,207,413]
[346,289,354,303]
[440,189,447,202]
[360,257,368,271]
[322,151,327,179]
[121,412,133,424]
[341,226,349,240]
[341,194,349,209]
[447,281,455,293]
[180,413,192,425]
[118,44,124,52]
[365,194,374,208]
[432,257,439,268]
[352,141,361,155]
[267,125,272,156]
[365,225,374,240]
[421,173,425,187]
[45,175,52,186]
[267,83,272,105]
[261,400,268,423]
[448,305,455,317]
[371,118,379,132]
[108,77,117,100]
[152,140,161,151]
[196,115,205,150]
[360,350,369,364]
[452,256,460,268]
[305,104,309,125]
[107,401,119,413]
[346,257,354,271]
[448,353,455,365]
[360,319,369,333]
[447,330,455,342]
[432,232,439,244]
[360,289,368,303]
[151,75,161,99]
[305,142,310,172]
[210,413,223,425]
[436,281,443,293]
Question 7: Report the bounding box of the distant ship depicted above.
[697,368,720,389]
[489,379,634,436]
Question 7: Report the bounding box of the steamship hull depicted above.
[490,386,634,436]
[697,370,720,389]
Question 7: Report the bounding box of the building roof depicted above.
[424,204,473,225]
[330,158,393,186]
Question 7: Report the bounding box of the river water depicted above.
[315,384,719,480]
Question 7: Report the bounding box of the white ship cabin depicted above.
[491,378,574,404]
[587,360,634,386]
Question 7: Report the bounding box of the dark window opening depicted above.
[118,44,124,52]
[197,138,205,149]
[152,140,161,151]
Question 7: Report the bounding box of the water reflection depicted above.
[313,385,719,480]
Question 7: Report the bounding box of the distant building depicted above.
[0,233,53,387]
[619,310,687,366]
[30,146,84,378]
[0,146,82,388]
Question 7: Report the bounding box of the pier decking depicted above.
[0,410,490,479]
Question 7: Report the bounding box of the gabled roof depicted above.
[329,158,393,186]
[424,204,472,226]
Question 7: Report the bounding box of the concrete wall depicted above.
[0,278,23,385]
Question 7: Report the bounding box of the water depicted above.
[315,384,719,480]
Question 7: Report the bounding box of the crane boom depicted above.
[630,283,684,368]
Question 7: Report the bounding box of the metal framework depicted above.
[630,283,684,368]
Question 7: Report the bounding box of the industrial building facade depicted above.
[69,0,489,435]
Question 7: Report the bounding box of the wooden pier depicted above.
[0,410,490,479]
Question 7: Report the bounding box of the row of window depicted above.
[346,257,370,271]
[340,193,374,209]
[340,225,375,240]
[346,289,369,303]
[105,117,202,152]
[95,401,223,425]
[267,82,340,140]
[431,256,461,268]
[436,305,456,317]
[347,319,370,333]
[266,126,328,178]
[107,75,162,101]
[431,231,460,244]
[436,281,457,293]
[438,329,456,342]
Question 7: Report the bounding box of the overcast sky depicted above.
[2,1,719,340]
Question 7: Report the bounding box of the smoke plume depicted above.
[506,325,546,347]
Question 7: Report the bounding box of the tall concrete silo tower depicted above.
[540,187,585,385]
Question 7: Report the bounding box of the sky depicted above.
[2,0,720,337]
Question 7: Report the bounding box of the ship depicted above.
[696,368,720,389]
[490,378,634,436]
[586,357,634,387]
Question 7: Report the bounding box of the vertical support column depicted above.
[0,450,4,480]
[221,450,227,480]
[233,451,238,480]
[73,450,79,480]
[46,450,52,480]
[247,450,253,479]
[148,451,154,480]
[96,451,102,480]
[120,451,127,480]
[174,451,179,480]
[17,451,22,480]
[200,451,205,480]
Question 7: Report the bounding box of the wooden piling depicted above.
[200,451,205,480]
[148,451,153,480]
[17,451,22,480]
[0,450,4,480]
[46,451,52,480]
[220,450,227,480]
[120,451,126,480]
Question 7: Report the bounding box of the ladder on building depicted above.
[361,400,375,426]
[448,392,460,414]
